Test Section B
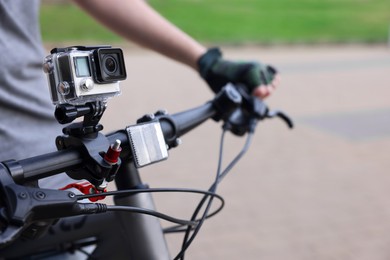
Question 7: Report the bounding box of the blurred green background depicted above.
[41,0,390,44]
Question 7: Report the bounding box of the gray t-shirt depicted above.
[0,0,70,187]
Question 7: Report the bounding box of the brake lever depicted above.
[224,84,293,135]
[266,110,294,129]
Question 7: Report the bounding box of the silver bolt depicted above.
[112,139,121,150]
[175,138,182,146]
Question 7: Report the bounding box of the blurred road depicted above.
[101,44,390,260]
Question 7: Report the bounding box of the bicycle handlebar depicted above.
[5,95,218,184]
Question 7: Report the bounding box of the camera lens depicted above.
[103,55,117,74]
[95,48,126,83]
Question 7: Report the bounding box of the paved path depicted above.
[101,45,390,260]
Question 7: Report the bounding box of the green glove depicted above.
[198,48,277,94]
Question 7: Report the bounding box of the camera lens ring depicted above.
[103,55,118,75]
[95,48,126,83]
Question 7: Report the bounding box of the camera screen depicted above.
[74,57,91,77]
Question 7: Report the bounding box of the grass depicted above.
[40,4,121,43]
[40,0,390,44]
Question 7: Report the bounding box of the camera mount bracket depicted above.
[54,101,106,138]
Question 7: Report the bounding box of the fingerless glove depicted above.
[198,48,277,94]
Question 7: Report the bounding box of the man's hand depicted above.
[198,48,278,99]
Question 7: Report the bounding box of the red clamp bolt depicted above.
[104,139,122,165]
[60,181,107,202]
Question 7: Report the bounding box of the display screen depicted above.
[74,57,91,77]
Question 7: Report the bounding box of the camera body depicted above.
[43,46,127,105]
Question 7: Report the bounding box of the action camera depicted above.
[43,46,127,105]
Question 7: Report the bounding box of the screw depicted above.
[137,113,155,123]
[56,138,64,149]
[68,192,75,198]
[18,192,27,199]
[175,138,182,146]
[155,109,168,116]
[35,191,46,199]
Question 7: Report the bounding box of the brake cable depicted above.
[175,126,255,260]
[75,187,225,227]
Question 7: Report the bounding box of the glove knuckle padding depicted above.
[240,63,261,91]
[198,48,276,94]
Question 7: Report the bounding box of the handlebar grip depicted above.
[159,102,216,139]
